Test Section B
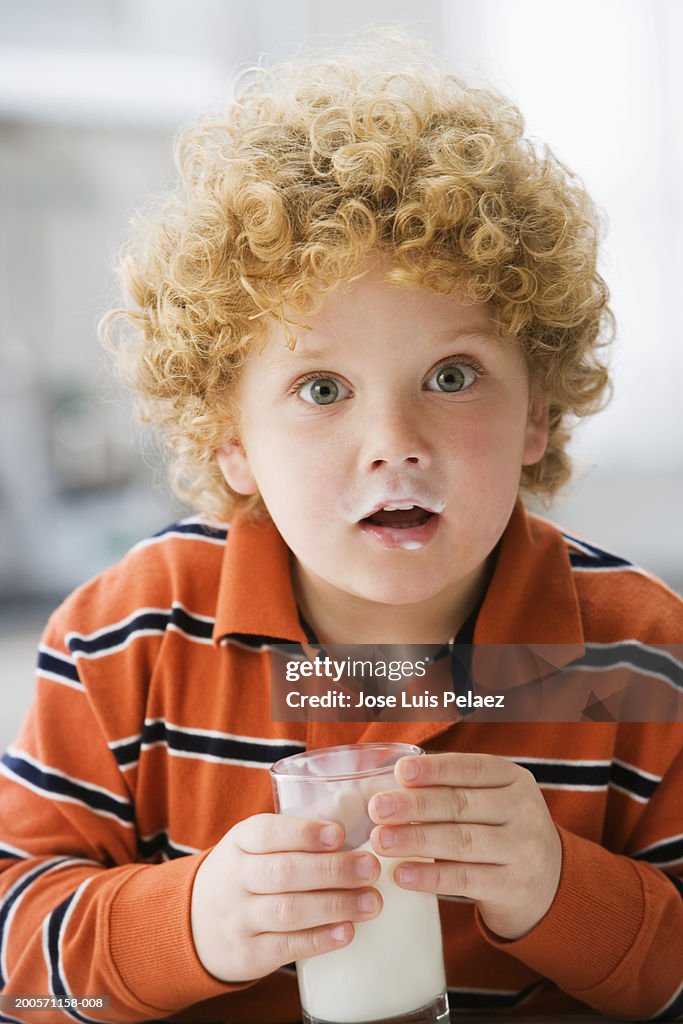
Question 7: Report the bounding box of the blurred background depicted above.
[1,0,682,748]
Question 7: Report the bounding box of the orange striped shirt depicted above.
[1,501,682,1021]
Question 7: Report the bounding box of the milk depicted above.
[296,841,446,1023]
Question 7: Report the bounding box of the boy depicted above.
[1,30,682,1023]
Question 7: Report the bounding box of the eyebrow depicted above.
[274,328,503,362]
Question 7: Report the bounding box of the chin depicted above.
[347,575,447,608]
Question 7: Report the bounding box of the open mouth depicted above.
[361,505,435,529]
[358,503,440,549]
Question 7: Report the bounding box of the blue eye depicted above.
[425,363,477,393]
[299,376,350,405]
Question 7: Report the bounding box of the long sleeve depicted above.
[0,619,232,1021]
[477,740,683,1021]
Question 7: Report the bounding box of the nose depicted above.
[359,398,433,472]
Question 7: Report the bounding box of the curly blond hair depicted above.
[101,27,613,521]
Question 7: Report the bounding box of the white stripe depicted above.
[609,782,649,805]
[584,641,683,672]
[570,658,681,691]
[67,601,215,659]
[70,628,166,661]
[536,782,608,792]
[633,830,683,857]
[138,830,200,858]
[66,606,170,644]
[562,533,605,558]
[502,755,611,766]
[5,748,131,808]
[1,750,134,827]
[36,669,84,691]
[38,643,77,664]
[44,877,102,1023]
[108,732,141,750]
[0,841,29,859]
[138,743,275,769]
[2,858,92,984]
[613,757,663,784]
[107,733,141,770]
[0,765,135,827]
[166,622,214,645]
[143,718,305,747]
[131,516,228,553]
[571,563,654,579]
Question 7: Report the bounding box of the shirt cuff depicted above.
[108,852,254,1012]
[476,825,645,994]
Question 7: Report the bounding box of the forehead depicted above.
[261,271,502,362]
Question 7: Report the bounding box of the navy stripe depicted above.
[611,761,660,801]
[47,893,70,993]
[141,721,305,765]
[225,632,308,650]
[138,831,191,862]
[571,644,683,691]
[447,980,544,1010]
[0,844,27,860]
[46,892,96,1024]
[37,649,81,686]
[68,611,169,656]
[68,605,214,657]
[110,737,141,769]
[634,836,683,866]
[1,752,134,825]
[152,521,227,542]
[516,760,610,788]
[664,873,683,899]
[569,551,632,570]
[0,859,70,987]
[170,604,213,641]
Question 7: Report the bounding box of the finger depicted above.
[392,858,510,902]
[243,849,380,895]
[370,822,507,864]
[396,753,519,790]
[234,813,345,855]
[368,784,510,827]
[255,920,356,965]
[247,887,382,934]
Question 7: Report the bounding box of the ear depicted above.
[522,394,550,466]
[216,441,259,496]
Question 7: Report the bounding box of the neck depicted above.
[291,555,493,646]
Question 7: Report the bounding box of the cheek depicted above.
[247,422,345,513]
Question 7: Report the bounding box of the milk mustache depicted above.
[297,840,446,1023]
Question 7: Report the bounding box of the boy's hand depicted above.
[190,813,382,983]
[368,753,562,940]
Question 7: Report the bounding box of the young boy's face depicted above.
[217,263,548,640]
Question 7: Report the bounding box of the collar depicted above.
[213,500,585,749]
[212,512,308,647]
[213,499,584,654]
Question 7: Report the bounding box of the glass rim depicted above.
[269,742,424,781]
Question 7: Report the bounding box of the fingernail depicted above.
[320,824,340,847]
[331,923,348,942]
[358,891,377,913]
[374,794,396,819]
[380,828,397,850]
[401,760,419,781]
[398,865,416,884]
[356,855,376,879]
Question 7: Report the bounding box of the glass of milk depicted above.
[270,743,449,1024]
